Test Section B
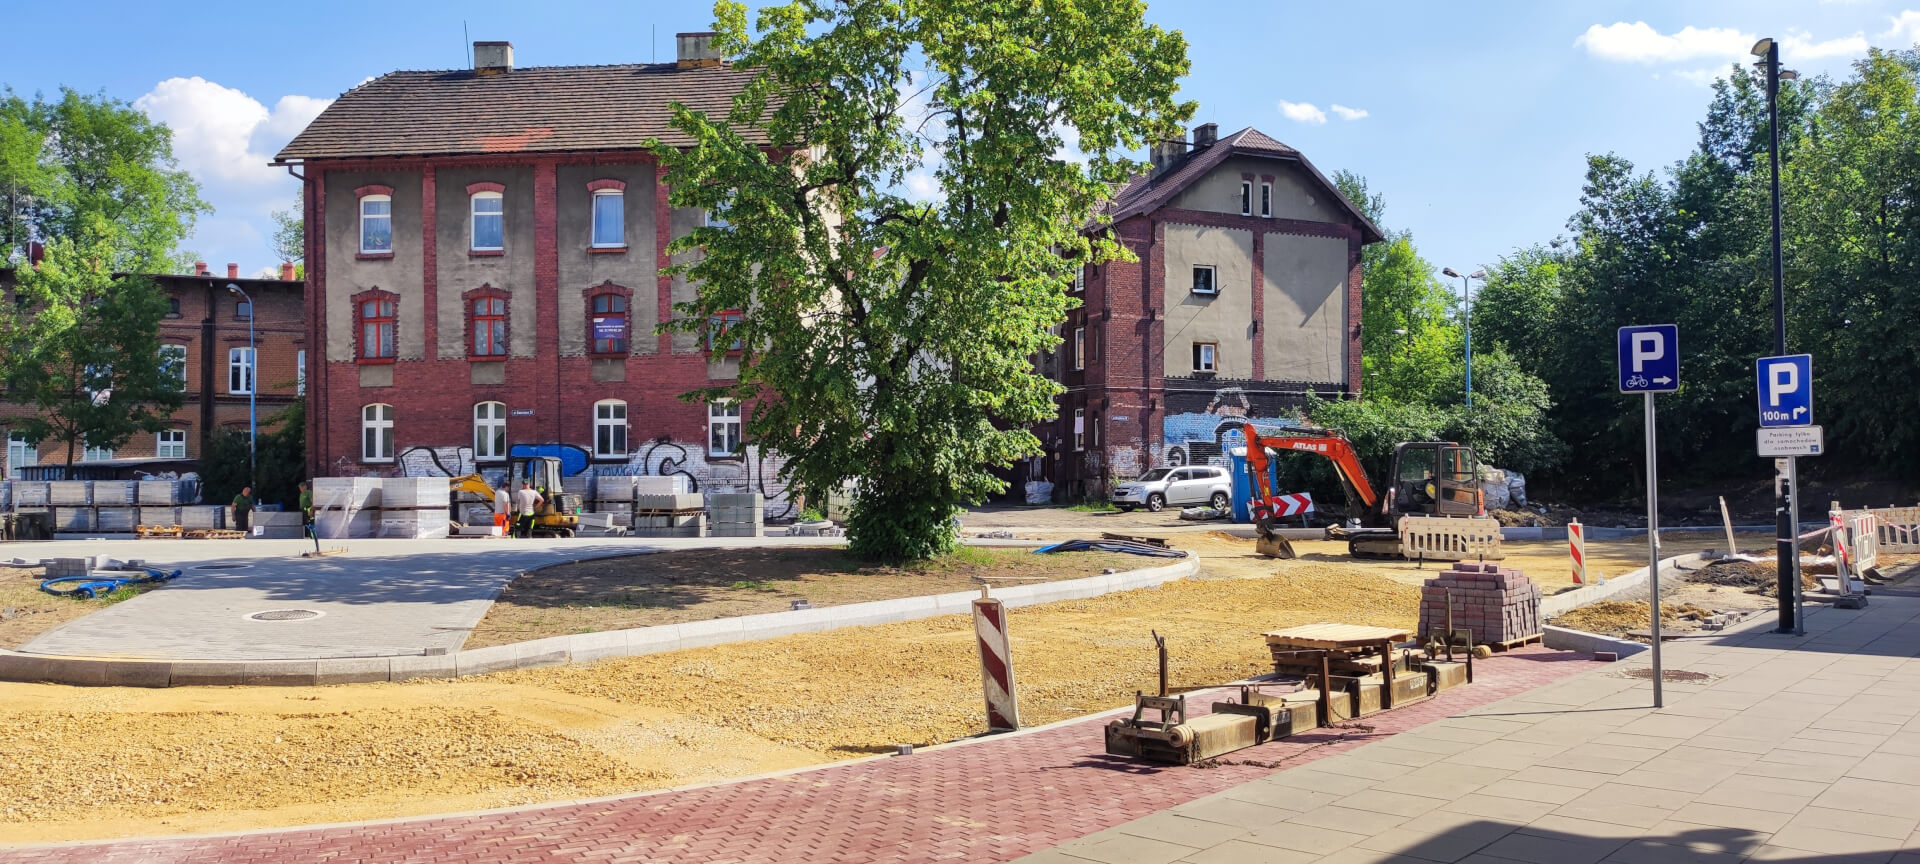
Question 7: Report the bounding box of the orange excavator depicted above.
[1241,422,1483,559]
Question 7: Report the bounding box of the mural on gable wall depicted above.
[1157,386,1304,471]
[361,438,796,521]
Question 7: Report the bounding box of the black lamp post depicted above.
[1751,37,1799,633]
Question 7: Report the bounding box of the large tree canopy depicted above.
[660,0,1192,560]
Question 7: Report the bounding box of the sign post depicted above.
[1619,324,1678,708]
[1757,354,1815,634]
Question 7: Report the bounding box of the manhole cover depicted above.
[249,609,321,622]
[1619,668,1713,683]
[196,563,250,571]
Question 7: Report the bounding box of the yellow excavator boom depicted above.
[449,474,501,511]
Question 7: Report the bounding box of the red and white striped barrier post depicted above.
[1569,519,1588,585]
[973,596,1021,731]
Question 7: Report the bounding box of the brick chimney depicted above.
[280,261,296,281]
[226,263,239,279]
[473,41,514,75]
[1149,130,1188,178]
[676,32,722,67]
[193,261,209,276]
[1192,123,1218,150]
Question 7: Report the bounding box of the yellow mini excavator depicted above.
[448,455,581,537]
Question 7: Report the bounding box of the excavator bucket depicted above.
[1256,533,1297,559]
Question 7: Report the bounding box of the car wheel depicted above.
[1145,493,1166,513]
[1210,491,1229,510]
[1115,504,1135,512]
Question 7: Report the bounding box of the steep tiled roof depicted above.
[276,63,763,161]
[1100,127,1382,244]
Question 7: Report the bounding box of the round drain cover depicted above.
[250,609,320,622]
[196,563,249,571]
[1620,668,1711,683]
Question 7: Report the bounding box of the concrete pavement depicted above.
[1021,590,1920,864]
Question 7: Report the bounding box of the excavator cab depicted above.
[507,456,581,536]
[1384,443,1480,519]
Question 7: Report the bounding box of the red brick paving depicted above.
[0,648,1595,864]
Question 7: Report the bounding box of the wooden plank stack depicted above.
[1264,622,1411,678]
[1417,562,1542,647]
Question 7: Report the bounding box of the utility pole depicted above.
[1752,37,1799,634]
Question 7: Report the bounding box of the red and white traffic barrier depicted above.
[1273,493,1313,517]
[973,597,1021,731]
[1569,519,1589,585]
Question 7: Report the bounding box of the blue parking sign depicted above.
[1756,354,1813,427]
[1618,325,1679,393]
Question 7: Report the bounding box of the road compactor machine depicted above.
[1240,422,1482,558]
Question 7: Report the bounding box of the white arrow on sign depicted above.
[1652,376,1672,386]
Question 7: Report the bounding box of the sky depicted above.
[4,0,1918,282]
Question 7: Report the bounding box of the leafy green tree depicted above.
[1470,244,1563,377]
[658,0,1192,561]
[0,88,208,269]
[0,232,185,467]
[270,190,303,278]
[201,399,306,509]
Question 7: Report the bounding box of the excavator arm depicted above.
[1240,423,1382,556]
[450,474,501,512]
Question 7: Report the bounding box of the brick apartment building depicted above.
[273,35,786,505]
[2,263,305,479]
[1038,124,1384,501]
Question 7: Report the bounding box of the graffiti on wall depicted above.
[1159,386,1303,470]
[385,440,797,521]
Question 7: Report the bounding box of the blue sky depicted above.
[4,0,1917,280]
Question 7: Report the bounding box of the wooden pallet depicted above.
[1483,633,1543,653]
[184,528,246,540]
[135,525,184,539]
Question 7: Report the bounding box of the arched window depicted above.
[594,399,627,458]
[360,194,392,254]
[473,402,506,461]
[362,403,395,462]
[470,191,503,251]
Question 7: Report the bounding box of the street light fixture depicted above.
[227,283,257,491]
[1441,267,1486,407]
[1752,36,1800,634]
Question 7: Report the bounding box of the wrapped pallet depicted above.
[49,481,92,506]
[93,481,136,507]
[95,507,137,532]
[312,477,382,511]
[380,477,450,510]
[379,509,450,539]
[180,506,227,530]
[708,492,764,538]
[138,480,183,505]
[138,506,182,528]
[14,482,50,507]
[52,507,93,532]
[632,476,690,495]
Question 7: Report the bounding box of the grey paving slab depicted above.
[11,535,840,660]
[1166,796,1295,830]
[1177,839,1317,864]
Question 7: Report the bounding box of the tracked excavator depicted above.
[447,455,582,537]
[1241,422,1482,559]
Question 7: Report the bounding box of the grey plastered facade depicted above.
[1037,125,1383,502]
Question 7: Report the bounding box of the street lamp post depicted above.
[228,283,257,489]
[1441,268,1486,407]
[1751,37,1800,633]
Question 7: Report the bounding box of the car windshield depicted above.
[1138,469,1172,482]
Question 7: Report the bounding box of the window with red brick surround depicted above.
[352,288,399,363]
[463,284,510,359]
[355,185,395,258]
[707,309,744,354]
[586,281,632,356]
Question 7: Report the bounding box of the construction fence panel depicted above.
[1399,516,1505,562]
[1869,506,1920,553]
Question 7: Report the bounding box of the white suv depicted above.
[1112,466,1233,513]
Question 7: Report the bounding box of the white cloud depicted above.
[1782,31,1870,58]
[1277,100,1327,125]
[1882,10,1920,46]
[1674,68,1724,86]
[1575,22,1753,64]
[132,77,330,269]
[1330,104,1369,121]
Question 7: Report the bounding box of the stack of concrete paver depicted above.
[253,510,306,539]
[633,476,691,495]
[591,475,636,528]
[180,506,228,530]
[708,492,764,538]
[1416,561,1543,647]
[12,481,49,509]
[51,507,93,532]
[49,481,91,508]
[633,493,705,538]
[378,477,450,539]
[138,480,185,507]
[313,478,381,538]
[0,481,11,511]
[141,506,182,528]
[92,481,136,533]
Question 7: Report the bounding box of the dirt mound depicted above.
[1693,559,1820,594]
[1550,600,1714,635]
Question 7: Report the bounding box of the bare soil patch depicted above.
[0,565,153,650]
[466,545,1156,648]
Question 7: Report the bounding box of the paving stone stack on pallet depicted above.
[633,476,691,495]
[253,510,306,539]
[0,480,11,511]
[1416,562,1543,647]
[591,476,636,528]
[633,493,705,538]
[51,506,93,533]
[13,481,50,509]
[709,492,764,538]
[92,481,135,507]
[141,506,183,528]
[138,480,184,507]
[95,506,137,533]
[313,478,381,538]
[378,478,450,539]
[180,505,228,531]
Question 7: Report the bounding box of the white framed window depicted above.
[6,432,34,477]
[159,345,187,388]
[591,190,625,248]
[471,191,504,251]
[1073,265,1085,293]
[1073,408,1085,451]
[474,401,506,461]
[156,429,187,459]
[1239,181,1252,216]
[708,400,742,457]
[1260,182,1272,218]
[228,347,255,395]
[295,349,306,396]
[1191,265,1217,295]
[360,195,393,254]
[594,399,627,458]
[362,403,394,462]
[1073,326,1085,371]
[82,441,114,462]
[1193,342,1218,373]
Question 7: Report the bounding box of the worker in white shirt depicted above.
[512,482,544,538]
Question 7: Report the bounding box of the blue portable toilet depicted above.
[1228,447,1281,524]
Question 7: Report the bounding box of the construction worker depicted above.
[298,481,318,553]
[512,482,544,538]
[232,486,255,533]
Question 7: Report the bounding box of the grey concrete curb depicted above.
[0,553,1198,688]
[1539,551,1707,619]
[1541,625,1648,658]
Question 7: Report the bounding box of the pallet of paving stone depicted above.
[12,482,50,508]
[48,481,92,507]
[95,507,137,533]
[137,480,185,505]
[51,507,93,532]
[179,506,227,531]
[92,481,136,507]
[632,476,690,495]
